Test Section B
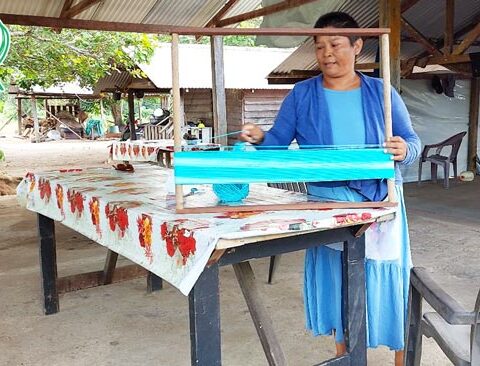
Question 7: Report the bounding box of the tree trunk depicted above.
[110,102,123,126]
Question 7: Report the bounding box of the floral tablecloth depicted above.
[16,165,395,295]
[111,140,221,163]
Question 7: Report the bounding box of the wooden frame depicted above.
[170,28,396,214]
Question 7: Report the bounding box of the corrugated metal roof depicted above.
[0,0,262,28]
[94,70,132,94]
[269,0,480,78]
[138,43,293,89]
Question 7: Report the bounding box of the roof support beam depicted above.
[59,0,75,18]
[62,0,103,19]
[401,17,443,56]
[0,14,389,36]
[453,21,480,55]
[205,0,240,28]
[444,0,455,54]
[400,0,422,13]
[196,0,240,41]
[216,0,319,28]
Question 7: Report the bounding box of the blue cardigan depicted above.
[260,73,421,201]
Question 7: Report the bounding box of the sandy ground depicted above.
[1,139,479,365]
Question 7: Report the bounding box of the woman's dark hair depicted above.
[313,11,360,44]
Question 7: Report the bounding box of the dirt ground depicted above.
[1,139,479,366]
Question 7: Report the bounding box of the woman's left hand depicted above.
[384,136,407,161]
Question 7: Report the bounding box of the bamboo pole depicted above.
[172,33,183,210]
[380,33,396,203]
[30,96,40,143]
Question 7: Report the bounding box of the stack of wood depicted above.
[21,117,57,139]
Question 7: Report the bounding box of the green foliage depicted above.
[1,26,157,90]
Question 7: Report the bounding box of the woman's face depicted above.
[315,32,363,79]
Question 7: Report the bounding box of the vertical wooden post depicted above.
[31,96,40,143]
[100,98,105,123]
[381,33,396,203]
[379,0,401,91]
[127,90,136,140]
[172,33,183,210]
[16,97,22,135]
[137,98,142,124]
[44,99,48,118]
[444,0,455,54]
[210,36,228,146]
[468,77,480,171]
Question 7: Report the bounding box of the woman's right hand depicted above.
[240,123,265,144]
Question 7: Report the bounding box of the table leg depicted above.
[342,235,367,365]
[147,272,163,292]
[233,261,286,366]
[102,249,118,285]
[189,264,221,366]
[37,213,59,315]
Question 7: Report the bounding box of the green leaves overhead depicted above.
[2,26,157,90]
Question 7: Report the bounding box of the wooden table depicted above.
[17,165,395,366]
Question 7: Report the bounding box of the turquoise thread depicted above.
[211,141,250,202]
[174,147,394,185]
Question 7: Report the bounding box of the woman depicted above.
[241,12,420,366]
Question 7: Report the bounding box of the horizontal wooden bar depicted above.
[57,264,147,294]
[0,14,389,36]
[177,201,397,214]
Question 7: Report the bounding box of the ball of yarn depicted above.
[212,183,249,203]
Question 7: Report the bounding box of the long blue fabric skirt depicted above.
[304,185,411,350]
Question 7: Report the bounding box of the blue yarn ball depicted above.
[212,183,249,203]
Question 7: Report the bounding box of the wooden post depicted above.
[210,36,228,146]
[172,33,183,210]
[127,90,136,140]
[44,99,48,119]
[381,33,397,203]
[468,77,480,171]
[444,0,455,54]
[100,98,105,123]
[379,0,401,91]
[31,96,40,143]
[137,98,142,124]
[16,98,22,135]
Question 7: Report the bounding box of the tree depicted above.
[1,26,156,90]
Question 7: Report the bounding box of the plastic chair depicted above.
[266,182,307,284]
[405,267,480,366]
[418,131,467,188]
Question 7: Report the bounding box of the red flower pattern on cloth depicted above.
[66,189,85,218]
[161,222,197,265]
[26,172,35,192]
[38,178,52,203]
[114,144,119,156]
[128,144,132,157]
[88,197,101,235]
[105,203,129,237]
[133,145,140,157]
[333,212,372,225]
[137,214,153,263]
[119,143,127,156]
[55,184,64,216]
[141,146,147,158]
[147,147,156,155]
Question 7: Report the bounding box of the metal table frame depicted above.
[37,213,368,366]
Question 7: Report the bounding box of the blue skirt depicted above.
[304,185,411,350]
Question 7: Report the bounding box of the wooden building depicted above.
[137,43,293,141]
